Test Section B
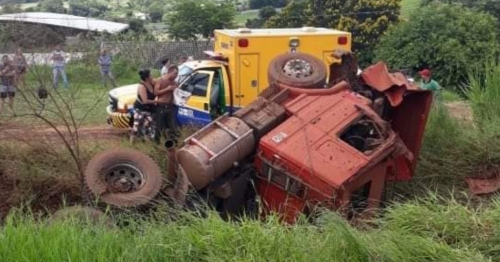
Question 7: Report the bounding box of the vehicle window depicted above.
[339,116,386,155]
[180,72,210,97]
[175,64,193,84]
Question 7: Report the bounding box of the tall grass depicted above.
[405,60,500,196]
[466,60,500,128]
[0,208,488,262]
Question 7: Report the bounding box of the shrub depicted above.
[375,3,499,90]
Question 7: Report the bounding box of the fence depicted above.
[101,40,215,69]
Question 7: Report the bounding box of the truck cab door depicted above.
[176,70,215,126]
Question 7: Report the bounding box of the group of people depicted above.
[0,48,28,118]
[130,63,181,145]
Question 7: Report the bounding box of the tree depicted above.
[375,3,499,89]
[422,0,500,23]
[266,0,400,65]
[69,0,109,17]
[265,0,307,28]
[128,18,146,33]
[149,11,163,22]
[1,3,22,14]
[148,2,164,22]
[166,0,235,40]
[249,0,287,9]
[246,6,277,28]
[41,0,66,13]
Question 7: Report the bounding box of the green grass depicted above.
[1,57,145,127]
[0,206,489,261]
[19,3,38,10]
[403,60,500,198]
[235,9,259,26]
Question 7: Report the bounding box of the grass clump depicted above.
[381,193,500,259]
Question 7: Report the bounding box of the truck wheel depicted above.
[84,148,163,208]
[268,53,327,89]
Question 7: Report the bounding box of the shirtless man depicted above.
[153,65,180,145]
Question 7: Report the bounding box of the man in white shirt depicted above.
[51,45,68,89]
[160,58,170,76]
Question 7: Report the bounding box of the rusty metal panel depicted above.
[360,62,425,107]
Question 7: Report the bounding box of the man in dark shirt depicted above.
[0,55,17,118]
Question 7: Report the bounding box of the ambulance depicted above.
[107,27,352,128]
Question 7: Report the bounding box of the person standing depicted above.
[98,49,116,88]
[418,69,442,101]
[160,58,170,76]
[51,45,68,89]
[130,69,157,144]
[0,55,17,117]
[13,47,27,87]
[153,65,180,145]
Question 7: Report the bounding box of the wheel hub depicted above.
[104,163,145,193]
[282,59,313,78]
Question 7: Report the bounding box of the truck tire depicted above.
[268,53,327,89]
[84,148,163,208]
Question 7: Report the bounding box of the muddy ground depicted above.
[0,102,474,221]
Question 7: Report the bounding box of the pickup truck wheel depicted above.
[268,53,327,89]
[84,148,163,208]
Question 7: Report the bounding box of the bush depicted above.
[375,3,499,90]
[149,11,163,22]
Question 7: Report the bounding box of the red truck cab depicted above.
[254,63,432,223]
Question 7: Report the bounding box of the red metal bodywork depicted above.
[360,62,433,181]
[255,90,412,223]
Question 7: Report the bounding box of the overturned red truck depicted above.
[83,51,432,223]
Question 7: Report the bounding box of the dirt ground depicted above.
[445,101,473,122]
[0,124,129,142]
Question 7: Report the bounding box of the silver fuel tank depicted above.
[176,115,255,189]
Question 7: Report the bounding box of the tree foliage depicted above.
[1,3,22,14]
[375,3,499,89]
[266,0,400,65]
[149,11,163,22]
[69,0,109,17]
[166,0,235,40]
[265,0,307,28]
[245,6,277,28]
[40,0,66,13]
[249,0,288,9]
[422,0,500,21]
